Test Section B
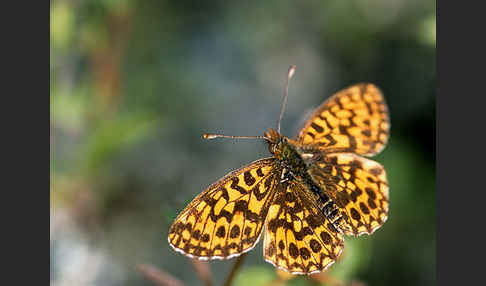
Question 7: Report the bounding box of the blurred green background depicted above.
[50,1,435,285]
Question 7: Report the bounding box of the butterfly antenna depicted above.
[203,133,265,140]
[277,65,296,133]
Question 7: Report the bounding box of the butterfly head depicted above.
[264,128,287,157]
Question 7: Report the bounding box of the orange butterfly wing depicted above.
[297,83,390,156]
[307,153,389,236]
[168,158,280,259]
[263,180,344,274]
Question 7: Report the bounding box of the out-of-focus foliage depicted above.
[51,0,435,285]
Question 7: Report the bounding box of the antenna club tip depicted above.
[202,133,212,140]
[288,65,296,79]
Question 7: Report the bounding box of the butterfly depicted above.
[168,66,390,275]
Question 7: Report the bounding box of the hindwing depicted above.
[263,180,344,274]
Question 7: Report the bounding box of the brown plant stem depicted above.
[137,264,187,286]
[222,253,247,286]
[309,272,348,286]
[189,259,213,286]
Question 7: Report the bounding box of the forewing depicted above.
[263,180,344,274]
[308,153,389,236]
[168,158,280,259]
[296,83,390,156]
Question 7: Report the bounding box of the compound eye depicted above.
[269,144,278,154]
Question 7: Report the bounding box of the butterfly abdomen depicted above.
[278,140,345,232]
[300,173,344,230]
